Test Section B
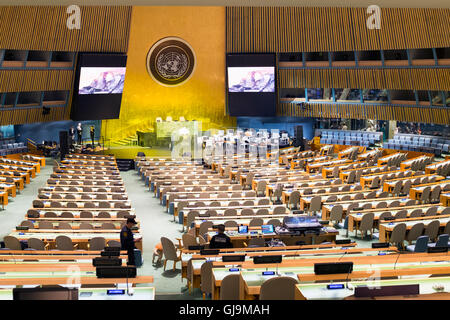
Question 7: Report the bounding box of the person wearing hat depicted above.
[120,218,141,266]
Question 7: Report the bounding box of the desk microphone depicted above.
[344,262,353,290]
[338,250,348,261]
[393,252,402,270]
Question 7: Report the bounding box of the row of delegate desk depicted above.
[11,155,143,251]
[2,153,154,298]
[0,154,45,208]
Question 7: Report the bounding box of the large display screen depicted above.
[78,67,126,95]
[71,53,127,121]
[227,67,275,93]
[226,54,276,117]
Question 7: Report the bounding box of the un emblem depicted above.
[146,37,196,86]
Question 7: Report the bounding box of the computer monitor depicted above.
[238,225,248,234]
[261,224,274,234]
[13,287,79,300]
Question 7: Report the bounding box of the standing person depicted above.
[120,218,142,266]
[77,123,83,145]
[69,126,75,147]
[90,125,95,147]
[208,224,233,249]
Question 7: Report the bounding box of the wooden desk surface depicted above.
[0,276,153,286]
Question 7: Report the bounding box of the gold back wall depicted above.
[102,6,235,143]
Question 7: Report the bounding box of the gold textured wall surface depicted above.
[102,6,235,143]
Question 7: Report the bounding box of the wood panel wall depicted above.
[0,106,67,126]
[0,6,132,125]
[278,103,450,125]
[226,7,450,52]
[0,70,73,92]
[0,6,132,52]
[278,68,450,91]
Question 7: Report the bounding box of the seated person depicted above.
[152,242,163,265]
[208,224,233,249]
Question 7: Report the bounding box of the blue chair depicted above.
[406,235,429,252]
[428,234,449,248]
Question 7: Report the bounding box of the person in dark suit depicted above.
[120,218,142,266]
[77,123,82,145]
[208,224,233,249]
[90,126,95,146]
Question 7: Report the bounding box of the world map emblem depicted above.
[146,37,196,86]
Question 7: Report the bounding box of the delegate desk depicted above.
[377,152,404,166]
[0,159,40,173]
[50,174,122,182]
[181,243,359,280]
[410,181,450,200]
[338,146,361,159]
[173,197,270,217]
[207,226,338,247]
[21,154,45,167]
[378,215,450,242]
[321,162,367,179]
[0,165,34,180]
[29,208,135,218]
[400,155,433,171]
[33,200,131,209]
[383,175,444,193]
[295,276,450,300]
[347,205,448,235]
[193,215,291,234]
[339,165,390,183]
[209,246,398,299]
[425,159,450,174]
[357,149,381,161]
[47,180,123,187]
[441,193,450,206]
[321,197,409,220]
[299,190,384,211]
[0,191,8,208]
[159,184,237,201]
[0,170,30,184]
[0,274,152,286]
[269,178,341,200]
[0,182,16,197]
[290,156,331,169]
[237,252,432,300]
[281,184,362,204]
[180,205,279,225]
[0,287,155,300]
[360,170,415,189]
[306,159,352,173]
[38,193,127,201]
[40,186,125,194]
[10,230,143,250]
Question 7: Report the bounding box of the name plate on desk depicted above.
[327,284,345,290]
[107,289,125,295]
[262,271,275,276]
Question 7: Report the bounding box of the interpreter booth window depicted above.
[307,88,332,102]
[362,89,388,103]
[335,88,360,102]
[431,91,444,106]
[416,90,431,106]
[279,88,305,101]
